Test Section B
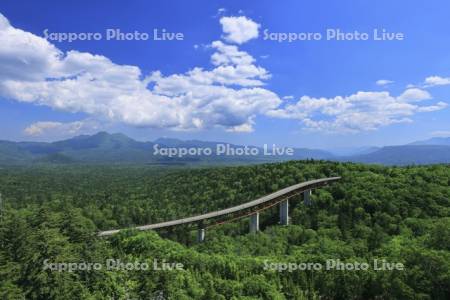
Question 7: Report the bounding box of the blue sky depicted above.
[0,0,449,149]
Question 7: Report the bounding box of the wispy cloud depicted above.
[431,130,450,137]
[24,119,100,139]
[376,79,394,86]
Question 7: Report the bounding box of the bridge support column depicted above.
[249,212,260,233]
[197,227,205,243]
[303,189,312,205]
[279,200,289,225]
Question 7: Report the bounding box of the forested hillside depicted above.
[0,161,449,299]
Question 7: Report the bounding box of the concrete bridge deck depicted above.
[98,176,341,237]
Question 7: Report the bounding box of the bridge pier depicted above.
[197,227,205,243]
[249,212,260,233]
[279,199,289,225]
[303,189,312,205]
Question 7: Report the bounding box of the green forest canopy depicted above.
[0,161,449,299]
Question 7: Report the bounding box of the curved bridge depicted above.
[98,176,341,239]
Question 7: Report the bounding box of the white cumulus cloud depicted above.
[267,89,447,133]
[219,16,260,44]
[0,13,446,137]
[397,88,431,102]
[0,13,280,134]
[424,75,450,87]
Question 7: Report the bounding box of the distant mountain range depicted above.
[0,132,333,165]
[408,137,450,146]
[343,145,450,165]
[0,132,449,166]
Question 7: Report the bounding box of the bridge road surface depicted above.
[98,177,341,236]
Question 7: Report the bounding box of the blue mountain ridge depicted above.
[0,132,448,165]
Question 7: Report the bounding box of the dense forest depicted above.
[0,161,449,299]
